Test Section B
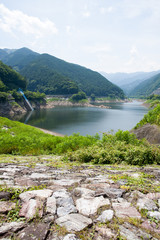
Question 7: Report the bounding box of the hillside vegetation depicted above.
[0,116,159,166]
[130,73,160,98]
[0,48,125,98]
[0,61,26,91]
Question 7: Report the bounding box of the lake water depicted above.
[18,101,148,136]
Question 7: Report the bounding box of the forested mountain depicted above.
[0,61,26,91]
[129,73,160,98]
[0,48,125,98]
[101,70,160,95]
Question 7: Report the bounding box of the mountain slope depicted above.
[101,71,160,95]
[0,61,26,91]
[0,48,125,98]
[130,73,160,97]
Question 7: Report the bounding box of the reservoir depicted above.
[18,101,148,136]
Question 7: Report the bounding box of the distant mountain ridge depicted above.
[101,70,160,96]
[129,73,160,97]
[0,47,125,98]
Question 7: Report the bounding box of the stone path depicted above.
[0,155,160,239]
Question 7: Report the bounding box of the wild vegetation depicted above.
[0,117,160,166]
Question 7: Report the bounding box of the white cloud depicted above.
[85,43,111,54]
[100,7,113,14]
[82,11,91,18]
[0,4,58,38]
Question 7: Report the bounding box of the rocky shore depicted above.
[0,155,160,240]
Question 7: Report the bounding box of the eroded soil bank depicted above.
[0,155,160,240]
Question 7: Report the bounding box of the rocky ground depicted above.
[0,155,160,240]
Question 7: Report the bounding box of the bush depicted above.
[69,91,87,102]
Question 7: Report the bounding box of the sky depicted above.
[0,0,160,73]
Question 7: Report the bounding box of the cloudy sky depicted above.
[0,0,160,73]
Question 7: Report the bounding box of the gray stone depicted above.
[141,220,160,234]
[19,189,53,202]
[56,213,92,232]
[112,202,141,219]
[119,222,152,240]
[95,226,115,239]
[63,234,80,240]
[0,201,16,213]
[56,195,77,217]
[76,196,110,216]
[148,211,160,220]
[73,187,95,198]
[137,197,158,211]
[19,198,43,219]
[146,192,160,200]
[17,223,50,240]
[14,177,37,187]
[96,209,114,222]
[46,196,56,214]
[96,188,124,198]
[0,192,11,200]
[0,222,26,235]
[52,190,70,199]
[30,173,53,179]
[52,179,81,186]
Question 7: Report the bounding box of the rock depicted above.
[17,223,50,240]
[63,234,80,240]
[119,222,152,240]
[19,189,53,202]
[128,190,145,202]
[0,222,26,235]
[19,199,43,219]
[73,187,95,198]
[30,173,53,179]
[137,197,158,211]
[146,192,160,200]
[0,201,16,213]
[95,226,115,239]
[14,177,37,187]
[96,209,114,222]
[148,211,160,220]
[95,188,124,198]
[56,213,92,232]
[158,199,160,208]
[56,195,77,217]
[141,220,160,234]
[46,196,56,214]
[52,178,81,186]
[0,192,11,200]
[76,196,110,216]
[112,202,141,219]
[52,190,70,199]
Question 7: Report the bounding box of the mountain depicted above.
[101,71,160,95]
[0,61,27,91]
[0,48,125,98]
[129,73,160,98]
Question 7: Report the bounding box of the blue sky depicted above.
[0,0,160,73]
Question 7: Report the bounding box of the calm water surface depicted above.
[18,101,148,136]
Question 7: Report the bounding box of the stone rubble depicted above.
[0,161,159,239]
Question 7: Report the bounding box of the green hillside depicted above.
[129,73,160,98]
[0,61,27,91]
[0,48,125,98]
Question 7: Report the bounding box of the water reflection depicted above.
[16,101,148,136]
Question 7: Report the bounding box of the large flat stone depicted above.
[0,201,16,213]
[112,202,141,219]
[95,188,124,198]
[51,179,81,186]
[56,213,92,232]
[19,189,53,202]
[0,222,26,235]
[17,223,50,240]
[73,187,95,198]
[19,199,43,219]
[119,222,152,240]
[46,196,56,215]
[76,196,110,216]
[137,197,158,211]
[96,209,114,222]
